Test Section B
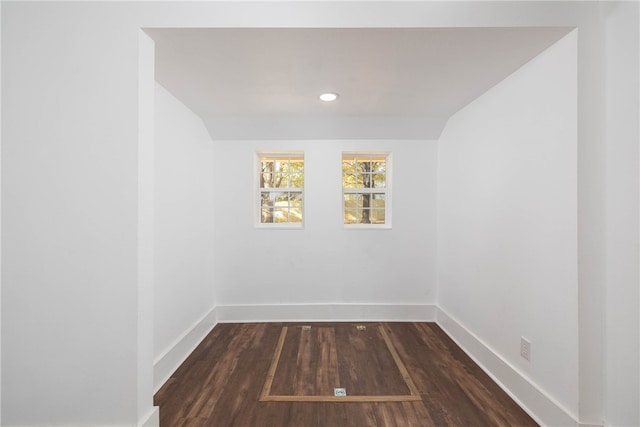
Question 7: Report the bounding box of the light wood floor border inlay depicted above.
[155,322,539,426]
[260,325,422,403]
[260,326,289,401]
[379,325,421,398]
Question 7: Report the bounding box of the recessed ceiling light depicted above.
[320,92,339,102]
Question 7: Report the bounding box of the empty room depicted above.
[1,1,638,427]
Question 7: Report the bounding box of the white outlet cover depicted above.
[334,388,347,397]
[520,337,531,362]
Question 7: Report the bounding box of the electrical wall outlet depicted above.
[520,337,531,362]
[334,388,347,397]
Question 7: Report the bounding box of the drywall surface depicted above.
[1,1,636,425]
[212,139,438,308]
[602,2,640,426]
[437,32,579,416]
[0,1,3,424]
[154,83,215,360]
[1,3,141,425]
[138,30,156,424]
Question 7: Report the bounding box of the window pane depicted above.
[274,207,289,223]
[260,160,275,188]
[273,173,286,188]
[344,192,385,224]
[342,153,389,226]
[372,161,386,173]
[343,173,357,188]
[273,160,285,174]
[373,173,386,188]
[344,209,358,224]
[289,208,303,223]
[372,193,385,209]
[261,160,274,171]
[371,208,385,224]
[362,172,374,189]
[260,192,275,207]
[274,192,288,204]
[342,160,354,171]
[290,160,304,173]
[258,153,304,226]
[290,173,304,188]
[357,208,372,224]
[290,192,303,207]
[262,161,278,188]
[261,208,274,223]
[344,193,362,209]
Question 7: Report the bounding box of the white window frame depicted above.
[255,151,305,229]
[342,151,392,229]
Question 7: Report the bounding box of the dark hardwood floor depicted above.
[154,322,538,427]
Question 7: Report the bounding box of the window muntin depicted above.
[342,153,390,226]
[258,153,304,226]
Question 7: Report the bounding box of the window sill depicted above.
[343,224,392,230]
[255,223,305,230]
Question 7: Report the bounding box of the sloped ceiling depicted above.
[147,27,572,140]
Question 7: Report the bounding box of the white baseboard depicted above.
[215,303,437,323]
[153,304,431,393]
[152,303,587,427]
[153,307,218,393]
[436,307,579,427]
[138,406,159,427]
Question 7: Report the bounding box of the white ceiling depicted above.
[147,27,572,139]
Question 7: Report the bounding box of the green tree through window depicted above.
[342,153,389,225]
[259,153,304,225]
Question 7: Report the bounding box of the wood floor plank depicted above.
[155,322,538,427]
[264,324,420,401]
[379,326,421,397]
[316,327,340,396]
[268,326,301,396]
[334,323,411,396]
[385,323,493,426]
[293,327,315,396]
[202,323,279,426]
[187,323,260,419]
[260,326,288,400]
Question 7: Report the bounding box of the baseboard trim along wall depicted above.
[139,406,159,427]
[153,307,218,393]
[435,307,579,427]
[215,304,437,323]
[153,304,432,393]
[153,303,586,427]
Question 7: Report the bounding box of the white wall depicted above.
[2,3,141,425]
[0,0,3,424]
[1,1,637,426]
[602,2,640,426]
[437,31,579,419]
[138,30,156,425]
[213,139,438,313]
[153,83,215,381]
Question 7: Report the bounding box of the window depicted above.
[342,152,391,227]
[257,152,304,227]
